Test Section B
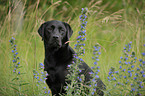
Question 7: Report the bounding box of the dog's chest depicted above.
[48,66,69,84]
[44,58,69,81]
[44,49,73,83]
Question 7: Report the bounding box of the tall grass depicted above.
[0,0,144,95]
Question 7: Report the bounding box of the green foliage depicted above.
[33,63,50,95]
[107,42,145,95]
[9,37,29,96]
[0,0,145,96]
[65,8,88,96]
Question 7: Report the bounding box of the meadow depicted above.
[0,0,145,95]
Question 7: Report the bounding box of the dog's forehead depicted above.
[46,20,65,28]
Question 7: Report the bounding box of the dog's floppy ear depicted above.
[63,22,73,41]
[38,23,46,40]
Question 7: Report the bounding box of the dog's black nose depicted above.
[53,35,59,39]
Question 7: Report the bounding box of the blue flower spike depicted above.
[107,42,145,95]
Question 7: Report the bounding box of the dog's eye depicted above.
[47,28,53,32]
[59,28,65,35]
[60,29,65,32]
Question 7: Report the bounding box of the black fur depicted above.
[38,20,105,96]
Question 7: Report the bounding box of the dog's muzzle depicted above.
[51,36,62,49]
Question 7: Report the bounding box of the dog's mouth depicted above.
[44,39,63,51]
[51,41,62,49]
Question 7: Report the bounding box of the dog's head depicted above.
[38,20,73,50]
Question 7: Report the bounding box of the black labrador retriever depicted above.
[38,20,106,96]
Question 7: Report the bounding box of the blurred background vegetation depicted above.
[0,0,145,22]
[0,0,145,95]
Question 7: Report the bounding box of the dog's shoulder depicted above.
[68,46,75,54]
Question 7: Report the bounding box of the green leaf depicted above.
[11,77,19,81]
[10,86,19,92]
[19,83,29,86]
